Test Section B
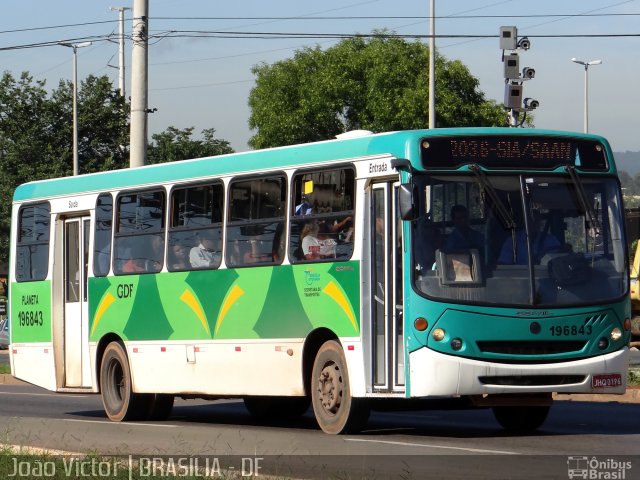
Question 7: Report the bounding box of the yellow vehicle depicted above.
[629,240,640,343]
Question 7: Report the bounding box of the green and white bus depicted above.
[9,128,631,434]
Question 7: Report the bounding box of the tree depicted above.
[0,73,131,262]
[0,71,233,266]
[147,126,234,165]
[619,170,635,194]
[248,34,506,149]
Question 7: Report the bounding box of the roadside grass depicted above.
[629,369,640,387]
[0,364,9,375]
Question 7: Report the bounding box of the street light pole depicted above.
[110,7,130,97]
[60,41,92,176]
[428,0,435,129]
[571,58,602,133]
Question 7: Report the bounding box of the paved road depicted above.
[0,384,638,479]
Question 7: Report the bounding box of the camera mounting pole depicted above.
[500,26,538,127]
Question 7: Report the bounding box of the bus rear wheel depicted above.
[100,342,151,421]
[311,340,369,434]
[492,405,550,432]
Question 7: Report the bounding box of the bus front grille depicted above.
[478,375,586,386]
[476,340,586,355]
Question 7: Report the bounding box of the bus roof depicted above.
[13,127,614,202]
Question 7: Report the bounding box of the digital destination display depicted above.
[420,135,608,171]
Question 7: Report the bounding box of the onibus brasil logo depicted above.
[567,456,632,479]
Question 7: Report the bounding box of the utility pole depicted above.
[129,0,148,168]
[110,6,130,98]
[428,0,435,129]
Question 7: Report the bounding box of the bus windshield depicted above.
[412,173,627,307]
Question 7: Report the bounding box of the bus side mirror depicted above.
[398,183,417,221]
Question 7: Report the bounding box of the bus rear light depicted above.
[414,317,428,331]
[609,328,622,341]
[623,318,630,331]
[432,328,445,341]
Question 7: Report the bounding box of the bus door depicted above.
[63,216,91,387]
[371,182,405,392]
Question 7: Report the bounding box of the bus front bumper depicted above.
[408,346,629,397]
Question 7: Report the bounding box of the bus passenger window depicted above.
[113,190,165,275]
[15,203,51,282]
[94,193,113,276]
[168,183,223,271]
[289,167,355,263]
[226,175,286,268]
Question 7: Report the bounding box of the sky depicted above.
[1,0,639,153]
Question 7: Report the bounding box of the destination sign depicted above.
[420,135,608,171]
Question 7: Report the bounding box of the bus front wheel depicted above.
[492,405,550,432]
[311,340,369,434]
[100,342,151,421]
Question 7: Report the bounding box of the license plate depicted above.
[592,374,622,388]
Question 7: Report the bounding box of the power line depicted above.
[2,11,640,37]
[0,20,119,36]
[148,30,640,40]
[3,29,640,53]
[0,36,115,52]
[150,13,640,20]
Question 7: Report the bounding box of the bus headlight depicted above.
[597,337,609,350]
[609,328,622,341]
[450,338,463,351]
[432,328,445,341]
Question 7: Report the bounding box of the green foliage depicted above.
[248,34,507,149]
[0,72,233,266]
[147,126,233,165]
[0,72,130,265]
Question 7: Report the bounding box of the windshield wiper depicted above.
[564,165,601,235]
[469,164,516,230]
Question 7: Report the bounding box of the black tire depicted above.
[244,396,310,419]
[100,342,151,421]
[311,340,369,434]
[147,394,174,421]
[492,405,550,432]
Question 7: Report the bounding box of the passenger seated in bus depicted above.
[444,205,484,252]
[190,232,220,268]
[498,208,561,265]
[145,235,164,271]
[295,197,313,215]
[317,222,337,258]
[122,254,145,274]
[244,237,267,264]
[301,222,322,260]
[170,243,189,270]
[329,215,353,242]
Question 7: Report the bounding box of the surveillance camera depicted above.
[522,67,535,79]
[500,26,518,50]
[517,37,531,50]
[524,97,539,110]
